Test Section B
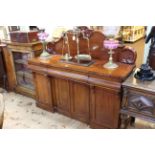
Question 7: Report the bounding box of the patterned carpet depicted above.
[0,89,89,129]
[0,88,155,129]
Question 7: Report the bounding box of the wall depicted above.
[0,26,9,40]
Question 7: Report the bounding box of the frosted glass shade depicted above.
[103,26,120,38]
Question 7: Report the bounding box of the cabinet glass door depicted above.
[13,52,34,90]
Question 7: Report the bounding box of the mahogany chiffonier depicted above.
[28,30,137,128]
[120,71,155,128]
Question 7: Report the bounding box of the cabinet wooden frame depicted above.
[1,41,42,98]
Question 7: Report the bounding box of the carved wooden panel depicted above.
[52,78,71,116]
[117,46,137,64]
[70,81,90,123]
[90,86,120,128]
[34,73,53,112]
[127,90,155,116]
[47,30,137,64]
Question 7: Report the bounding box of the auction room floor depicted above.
[1,88,155,129]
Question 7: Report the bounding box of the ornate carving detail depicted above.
[129,96,154,115]
[118,46,137,64]
[46,30,137,65]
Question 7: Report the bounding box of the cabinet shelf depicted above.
[15,59,27,65]
[16,70,34,90]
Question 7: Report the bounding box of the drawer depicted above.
[124,88,155,116]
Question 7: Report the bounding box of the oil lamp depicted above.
[37,29,51,59]
[103,26,120,69]
[103,39,119,69]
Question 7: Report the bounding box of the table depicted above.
[120,70,155,128]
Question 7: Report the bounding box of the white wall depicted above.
[20,26,30,31]
[39,26,73,41]
[0,26,10,40]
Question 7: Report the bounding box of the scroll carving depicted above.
[47,30,137,65]
[129,96,154,115]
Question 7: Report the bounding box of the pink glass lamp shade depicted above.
[104,39,119,50]
[103,39,119,69]
[37,31,51,59]
[103,26,120,69]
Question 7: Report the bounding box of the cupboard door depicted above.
[70,82,90,123]
[90,86,120,128]
[34,73,53,112]
[53,78,71,116]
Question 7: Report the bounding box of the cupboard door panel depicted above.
[90,86,120,128]
[34,73,53,111]
[53,78,71,116]
[70,82,89,123]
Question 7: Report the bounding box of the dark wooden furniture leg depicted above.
[130,117,135,126]
[120,113,128,129]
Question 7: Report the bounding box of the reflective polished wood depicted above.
[28,55,135,128]
[28,30,136,128]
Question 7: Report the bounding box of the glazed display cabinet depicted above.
[2,41,42,98]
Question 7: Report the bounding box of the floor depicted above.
[1,89,89,129]
[1,88,155,129]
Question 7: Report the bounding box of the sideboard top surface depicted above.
[122,70,155,93]
[28,55,135,83]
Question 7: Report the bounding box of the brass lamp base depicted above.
[40,50,51,60]
[103,61,118,69]
[103,49,118,69]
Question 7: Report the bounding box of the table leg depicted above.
[120,113,128,129]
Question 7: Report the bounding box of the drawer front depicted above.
[124,89,155,116]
